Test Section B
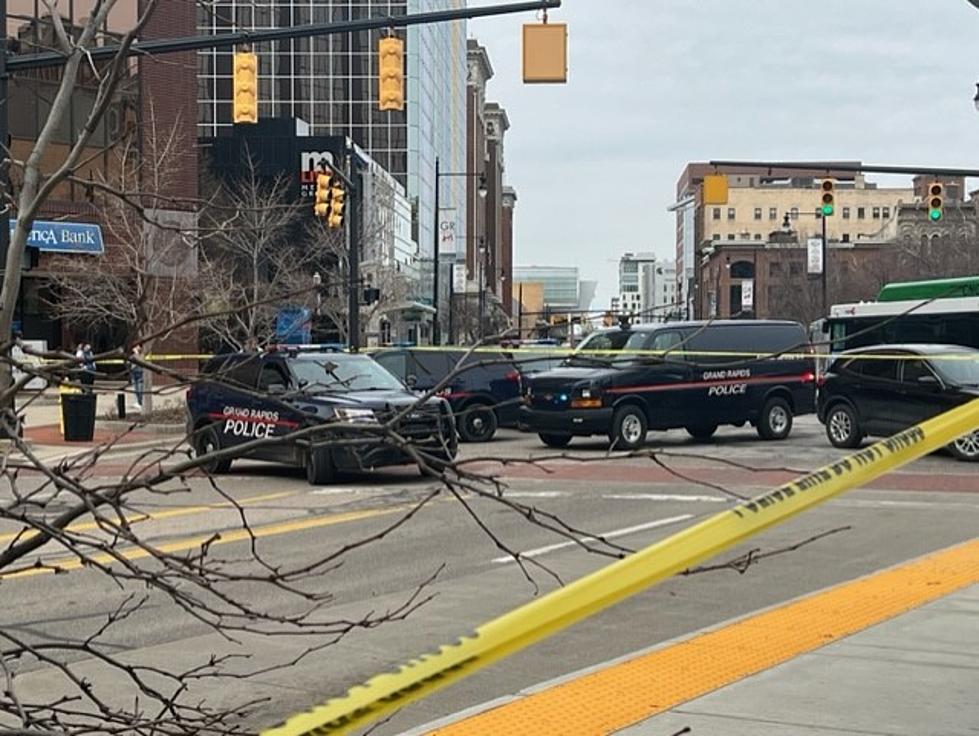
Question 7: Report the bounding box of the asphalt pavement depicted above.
[1,417,977,735]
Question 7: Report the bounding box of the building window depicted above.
[857,207,866,219]
[712,233,720,241]
[769,207,777,220]
[790,207,799,220]
[842,207,851,219]
[882,207,890,219]
[712,207,721,220]
[753,207,762,220]
[754,233,763,240]
[842,233,851,243]
[872,207,881,219]
[727,207,736,220]
[789,261,802,276]
[769,261,782,276]
[727,234,736,240]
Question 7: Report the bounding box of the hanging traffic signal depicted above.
[820,179,835,216]
[928,182,943,221]
[378,36,405,111]
[313,172,331,218]
[233,50,258,124]
[327,183,346,229]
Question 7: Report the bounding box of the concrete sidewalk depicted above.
[412,543,979,736]
[7,385,187,465]
[617,584,979,736]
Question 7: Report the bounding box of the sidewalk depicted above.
[616,584,979,735]
[8,385,187,464]
[412,541,979,736]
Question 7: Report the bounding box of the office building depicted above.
[197,1,468,316]
[673,163,914,319]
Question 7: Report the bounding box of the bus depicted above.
[821,276,979,353]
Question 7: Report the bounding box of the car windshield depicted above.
[290,355,405,392]
[928,351,979,386]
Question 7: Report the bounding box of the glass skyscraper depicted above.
[197,1,468,301]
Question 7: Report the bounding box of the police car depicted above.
[520,320,816,449]
[186,347,457,484]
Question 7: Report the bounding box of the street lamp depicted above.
[973,82,979,112]
[433,156,488,346]
[783,208,828,317]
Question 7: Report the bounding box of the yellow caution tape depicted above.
[261,398,979,736]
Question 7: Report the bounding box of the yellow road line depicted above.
[2,503,403,580]
[0,491,297,546]
[429,538,979,735]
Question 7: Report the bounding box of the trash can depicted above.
[61,391,97,442]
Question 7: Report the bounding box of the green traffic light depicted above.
[821,204,834,216]
[929,209,942,221]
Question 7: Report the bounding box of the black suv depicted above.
[520,320,816,449]
[372,348,560,442]
[817,344,979,461]
[186,349,457,484]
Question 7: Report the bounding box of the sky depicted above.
[467,0,979,308]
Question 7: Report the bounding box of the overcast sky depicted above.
[467,0,979,307]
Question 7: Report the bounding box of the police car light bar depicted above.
[268,343,346,353]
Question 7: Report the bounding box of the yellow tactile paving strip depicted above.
[430,538,979,736]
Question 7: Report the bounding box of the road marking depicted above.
[1,503,403,580]
[0,490,297,546]
[430,538,979,735]
[491,515,694,564]
[603,493,729,503]
[311,487,364,496]
[501,491,565,499]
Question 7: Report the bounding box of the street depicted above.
[2,417,977,734]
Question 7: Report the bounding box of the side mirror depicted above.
[405,374,418,389]
[267,382,287,395]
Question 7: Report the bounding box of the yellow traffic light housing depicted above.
[327,183,346,229]
[820,179,835,216]
[313,172,331,218]
[928,182,943,221]
[233,51,259,124]
[378,36,405,111]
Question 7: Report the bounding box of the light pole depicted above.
[782,209,828,316]
[477,241,486,341]
[432,157,487,345]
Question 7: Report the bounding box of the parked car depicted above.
[816,344,979,461]
[520,320,816,449]
[372,348,536,442]
[186,347,457,485]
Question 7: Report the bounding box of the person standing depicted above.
[129,344,145,411]
[81,343,96,387]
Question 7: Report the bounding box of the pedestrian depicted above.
[80,342,96,387]
[129,343,145,411]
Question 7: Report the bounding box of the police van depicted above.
[519,320,816,449]
[186,348,457,485]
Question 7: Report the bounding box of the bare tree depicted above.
[196,157,317,350]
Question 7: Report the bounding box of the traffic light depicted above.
[233,50,258,124]
[928,182,943,221]
[327,182,346,229]
[378,36,405,111]
[313,172,331,218]
[820,179,835,216]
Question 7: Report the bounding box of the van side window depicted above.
[375,352,408,379]
[650,331,684,355]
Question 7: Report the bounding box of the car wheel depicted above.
[948,430,979,462]
[539,433,573,448]
[305,446,335,485]
[757,396,793,440]
[609,405,647,451]
[193,425,232,474]
[825,403,863,449]
[458,404,498,442]
[686,424,718,440]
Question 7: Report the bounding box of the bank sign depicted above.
[10,220,105,255]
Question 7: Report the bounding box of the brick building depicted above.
[7,2,198,357]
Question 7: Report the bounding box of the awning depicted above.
[12,220,105,255]
[378,300,437,316]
